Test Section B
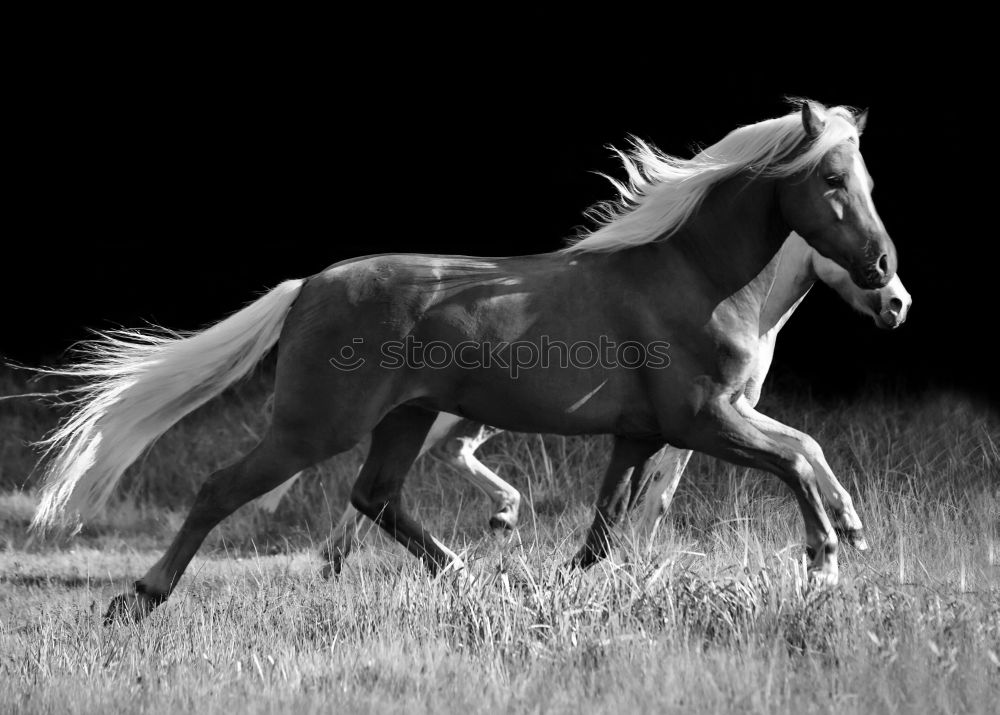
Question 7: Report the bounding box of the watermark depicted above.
[329,335,670,378]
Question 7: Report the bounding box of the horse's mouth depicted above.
[877,310,904,330]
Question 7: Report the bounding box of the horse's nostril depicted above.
[889,297,903,313]
[877,254,889,276]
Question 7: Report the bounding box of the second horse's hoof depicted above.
[488,509,518,533]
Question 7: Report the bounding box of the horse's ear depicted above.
[801,101,826,139]
[855,108,869,135]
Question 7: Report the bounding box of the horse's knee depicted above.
[798,435,827,465]
[784,452,816,488]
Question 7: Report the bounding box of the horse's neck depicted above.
[669,176,792,315]
[759,234,819,335]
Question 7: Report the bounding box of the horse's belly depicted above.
[409,364,660,437]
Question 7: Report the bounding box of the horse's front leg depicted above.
[635,446,694,540]
[739,406,867,550]
[570,436,664,569]
[682,397,841,585]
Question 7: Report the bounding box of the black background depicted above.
[4,36,996,405]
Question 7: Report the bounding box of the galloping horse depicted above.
[253,232,910,576]
[32,100,897,620]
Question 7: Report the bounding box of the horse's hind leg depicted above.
[105,430,346,622]
[318,416,493,578]
[428,421,518,531]
[351,406,464,574]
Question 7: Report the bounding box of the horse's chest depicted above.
[669,313,759,397]
[698,300,766,388]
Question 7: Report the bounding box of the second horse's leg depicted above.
[428,422,518,531]
[636,446,694,541]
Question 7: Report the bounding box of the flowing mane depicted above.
[564,100,861,253]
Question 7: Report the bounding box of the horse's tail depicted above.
[31,279,305,530]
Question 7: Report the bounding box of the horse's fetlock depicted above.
[133,580,168,604]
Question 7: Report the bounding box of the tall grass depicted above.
[1,367,997,713]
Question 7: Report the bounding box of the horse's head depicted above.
[811,243,912,329]
[778,102,896,290]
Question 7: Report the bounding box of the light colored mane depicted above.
[564,101,860,253]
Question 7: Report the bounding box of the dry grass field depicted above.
[1,369,997,713]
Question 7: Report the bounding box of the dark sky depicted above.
[4,43,996,404]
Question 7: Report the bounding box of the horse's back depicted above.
[266,253,562,436]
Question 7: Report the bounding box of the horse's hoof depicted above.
[842,528,869,551]
[104,589,160,625]
[488,515,516,533]
[807,568,839,588]
[565,549,594,572]
[318,548,339,580]
[330,554,347,579]
[319,545,349,580]
[488,506,518,533]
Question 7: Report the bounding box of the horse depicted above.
[251,232,910,576]
[31,99,898,621]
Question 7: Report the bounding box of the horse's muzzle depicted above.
[877,297,908,330]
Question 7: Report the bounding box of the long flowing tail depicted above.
[31,279,305,529]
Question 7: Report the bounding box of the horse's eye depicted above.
[825,174,846,189]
